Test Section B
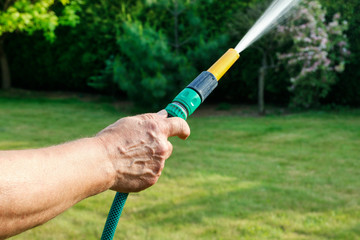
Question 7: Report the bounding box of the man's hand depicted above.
[96,110,190,193]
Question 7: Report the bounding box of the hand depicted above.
[95,110,190,193]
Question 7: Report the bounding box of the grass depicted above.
[1,93,359,240]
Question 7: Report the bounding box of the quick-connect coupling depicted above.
[165,88,201,120]
[165,71,217,120]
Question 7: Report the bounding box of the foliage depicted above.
[5,0,139,91]
[87,0,238,108]
[0,0,81,90]
[277,0,350,108]
[87,56,116,91]
[112,21,196,109]
[4,0,360,107]
[0,0,80,41]
[319,0,360,106]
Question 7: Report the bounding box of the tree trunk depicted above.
[258,54,267,115]
[0,36,11,90]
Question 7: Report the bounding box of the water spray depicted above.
[101,0,301,239]
[235,0,301,53]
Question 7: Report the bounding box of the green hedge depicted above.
[4,0,360,106]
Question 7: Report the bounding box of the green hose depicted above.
[100,192,128,240]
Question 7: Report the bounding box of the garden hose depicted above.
[101,48,240,240]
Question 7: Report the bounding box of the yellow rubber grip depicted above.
[207,48,240,81]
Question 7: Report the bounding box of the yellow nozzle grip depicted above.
[207,48,240,81]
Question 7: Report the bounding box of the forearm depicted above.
[0,112,190,239]
[0,137,114,239]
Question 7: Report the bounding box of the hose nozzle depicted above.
[165,48,240,120]
[207,48,240,81]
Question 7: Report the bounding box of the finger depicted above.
[162,141,173,160]
[167,141,173,158]
[157,109,168,118]
[138,113,158,120]
[164,117,190,140]
[137,110,168,121]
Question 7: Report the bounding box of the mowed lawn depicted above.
[1,94,359,240]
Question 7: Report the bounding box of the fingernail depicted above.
[157,109,168,117]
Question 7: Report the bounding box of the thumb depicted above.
[165,117,190,140]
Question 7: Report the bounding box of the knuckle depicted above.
[147,120,159,132]
[147,177,158,186]
[156,142,170,156]
[159,161,165,172]
[117,117,131,125]
[168,142,173,154]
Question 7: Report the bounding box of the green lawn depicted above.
[1,94,359,240]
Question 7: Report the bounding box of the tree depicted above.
[0,0,80,89]
[229,1,281,115]
[142,0,202,56]
[165,0,198,54]
[276,0,350,108]
[112,21,195,110]
[88,0,229,109]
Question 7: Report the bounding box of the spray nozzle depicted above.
[165,48,240,120]
[207,48,240,81]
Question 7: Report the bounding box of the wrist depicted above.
[92,136,117,191]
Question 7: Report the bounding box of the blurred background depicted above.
[1,0,359,111]
[1,0,359,239]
